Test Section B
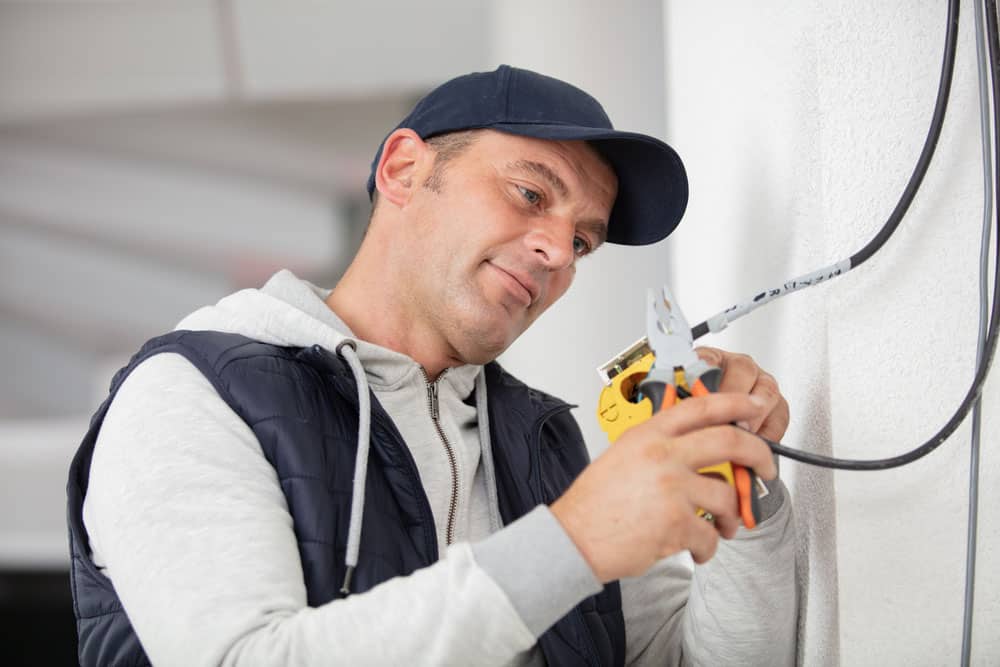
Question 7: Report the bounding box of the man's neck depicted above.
[324,261,460,381]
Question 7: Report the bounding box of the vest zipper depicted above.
[425,372,459,546]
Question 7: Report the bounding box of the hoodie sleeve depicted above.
[84,353,538,667]
[620,483,798,666]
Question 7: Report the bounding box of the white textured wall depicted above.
[666,1,998,665]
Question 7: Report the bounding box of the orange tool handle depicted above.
[690,377,761,529]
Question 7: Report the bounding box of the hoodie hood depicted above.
[176,269,481,399]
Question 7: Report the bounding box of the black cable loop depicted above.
[698,0,1000,470]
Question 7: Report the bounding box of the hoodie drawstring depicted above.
[336,340,370,596]
[335,345,498,594]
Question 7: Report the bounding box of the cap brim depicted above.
[489,123,688,246]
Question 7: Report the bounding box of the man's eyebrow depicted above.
[508,160,569,198]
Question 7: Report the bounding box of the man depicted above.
[68,65,796,666]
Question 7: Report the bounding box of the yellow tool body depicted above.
[596,284,763,529]
[597,349,737,496]
[596,349,655,444]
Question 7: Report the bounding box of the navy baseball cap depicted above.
[367,65,688,246]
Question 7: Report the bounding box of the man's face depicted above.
[400,130,618,365]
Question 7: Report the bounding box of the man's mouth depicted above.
[488,262,539,307]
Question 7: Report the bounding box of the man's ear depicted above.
[374,128,432,208]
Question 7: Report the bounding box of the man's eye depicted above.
[518,185,542,206]
[573,236,592,257]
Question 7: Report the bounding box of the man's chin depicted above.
[458,337,512,365]
[454,324,519,365]
[448,299,530,364]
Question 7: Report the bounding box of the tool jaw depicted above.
[646,285,703,375]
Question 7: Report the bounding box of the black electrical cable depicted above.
[689,0,962,343]
[847,5,961,270]
[754,0,1000,471]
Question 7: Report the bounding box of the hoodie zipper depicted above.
[425,372,459,546]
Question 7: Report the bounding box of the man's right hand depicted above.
[550,392,776,583]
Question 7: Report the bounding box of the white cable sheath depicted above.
[703,260,852,333]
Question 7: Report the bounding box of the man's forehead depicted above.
[482,132,617,194]
[474,130,589,162]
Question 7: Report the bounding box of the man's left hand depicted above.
[695,347,789,442]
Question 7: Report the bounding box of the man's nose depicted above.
[526,218,575,270]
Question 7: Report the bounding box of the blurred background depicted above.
[0,1,997,665]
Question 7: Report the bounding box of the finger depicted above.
[685,472,740,525]
[671,425,778,480]
[648,392,767,438]
[757,394,790,441]
[695,349,788,435]
[696,347,758,394]
[686,514,722,564]
[719,353,759,395]
[714,513,741,539]
[748,371,783,433]
[694,346,724,369]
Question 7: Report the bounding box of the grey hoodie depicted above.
[83,270,797,666]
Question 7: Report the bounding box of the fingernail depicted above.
[737,420,751,431]
[749,395,767,408]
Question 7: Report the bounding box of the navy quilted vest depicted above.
[67,330,625,666]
